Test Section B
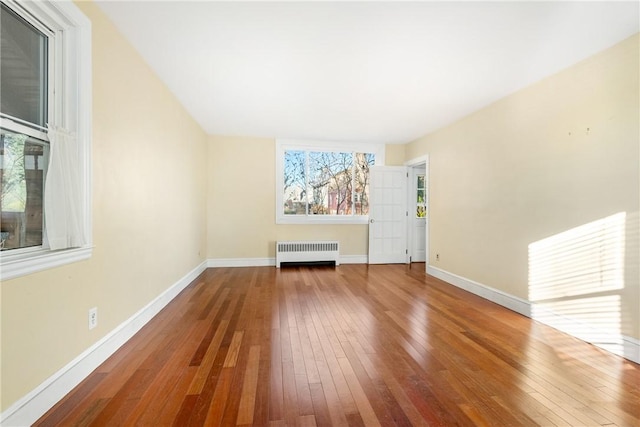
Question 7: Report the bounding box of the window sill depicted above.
[0,246,93,281]
[276,215,370,225]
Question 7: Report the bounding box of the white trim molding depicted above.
[340,255,368,264]
[208,258,275,268]
[427,265,640,364]
[1,246,92,281]
[623,336,640,364]
[0,261,207,427]
[427,266,531,316]
[404,154,429,167]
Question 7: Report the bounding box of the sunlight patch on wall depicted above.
[528,212,626,356]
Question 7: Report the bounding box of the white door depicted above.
[411,167,427,262]
[368,166,408,264]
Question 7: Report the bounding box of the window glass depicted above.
[1,3,49,252]
[354,153,374,215]
[283,150,375,217]
[416,174,426,218]
[1,4,48,127]
[283,150,307,215]
[309,151,353,215]
[1,129,46,250]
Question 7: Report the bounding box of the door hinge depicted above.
[406,249,408,254]
[406,211,408,216]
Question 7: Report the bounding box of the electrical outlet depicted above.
[88,307,98,330]
[436,253,440,261]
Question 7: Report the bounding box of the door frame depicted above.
[405,155,429,271]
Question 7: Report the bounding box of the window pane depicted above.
[354,152,374,215]
[283,150,307,215]
[1,129,46,250]
[417,175,425,189]
[280,147,375,219]
[309,151,353,215]
[1,4,48,127]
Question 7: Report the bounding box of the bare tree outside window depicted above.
[283,150,374,217]
[355,152,374,214]
[1,131,45,249]
[283,150,306,215]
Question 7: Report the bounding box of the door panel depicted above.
[368,166,407,264]
[413,220,426,262]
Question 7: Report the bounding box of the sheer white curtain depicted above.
[44,126,86,250]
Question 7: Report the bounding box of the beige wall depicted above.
[207,135,377,259]
[385,144,406,166]
[1,2,208,411]
[406,34,639,340]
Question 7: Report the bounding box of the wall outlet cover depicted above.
[88,307,98,330]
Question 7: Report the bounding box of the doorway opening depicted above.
[406,156,429,271]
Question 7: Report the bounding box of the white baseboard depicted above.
[427,265,640,364]
[339,255,368,264]
[529,301,640,364]
[208,257,275,268]
[623,336,640,364]
[0,260,208,427]
[427,266,531,316]
[207,255,368,268]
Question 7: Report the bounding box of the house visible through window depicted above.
[1,2,50,251]
[277,140,384,224]
[283,150,375,216]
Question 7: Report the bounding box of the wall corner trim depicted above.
[0,260,208,427]
[427,265,640,364]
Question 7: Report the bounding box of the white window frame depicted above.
[276,139,385,225]
[0,0,92,281]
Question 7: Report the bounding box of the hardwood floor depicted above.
[36,265,640,426]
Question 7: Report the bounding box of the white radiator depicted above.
[275,241,340,268]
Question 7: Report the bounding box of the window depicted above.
[416,174,426,218]
[1,2,49,251]
[0,0,91,280]
[1,132,47,250]
[276,140,385,224]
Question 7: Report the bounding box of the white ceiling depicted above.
[96,1,639,145]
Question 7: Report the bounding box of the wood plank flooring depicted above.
[36,265,640,426]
